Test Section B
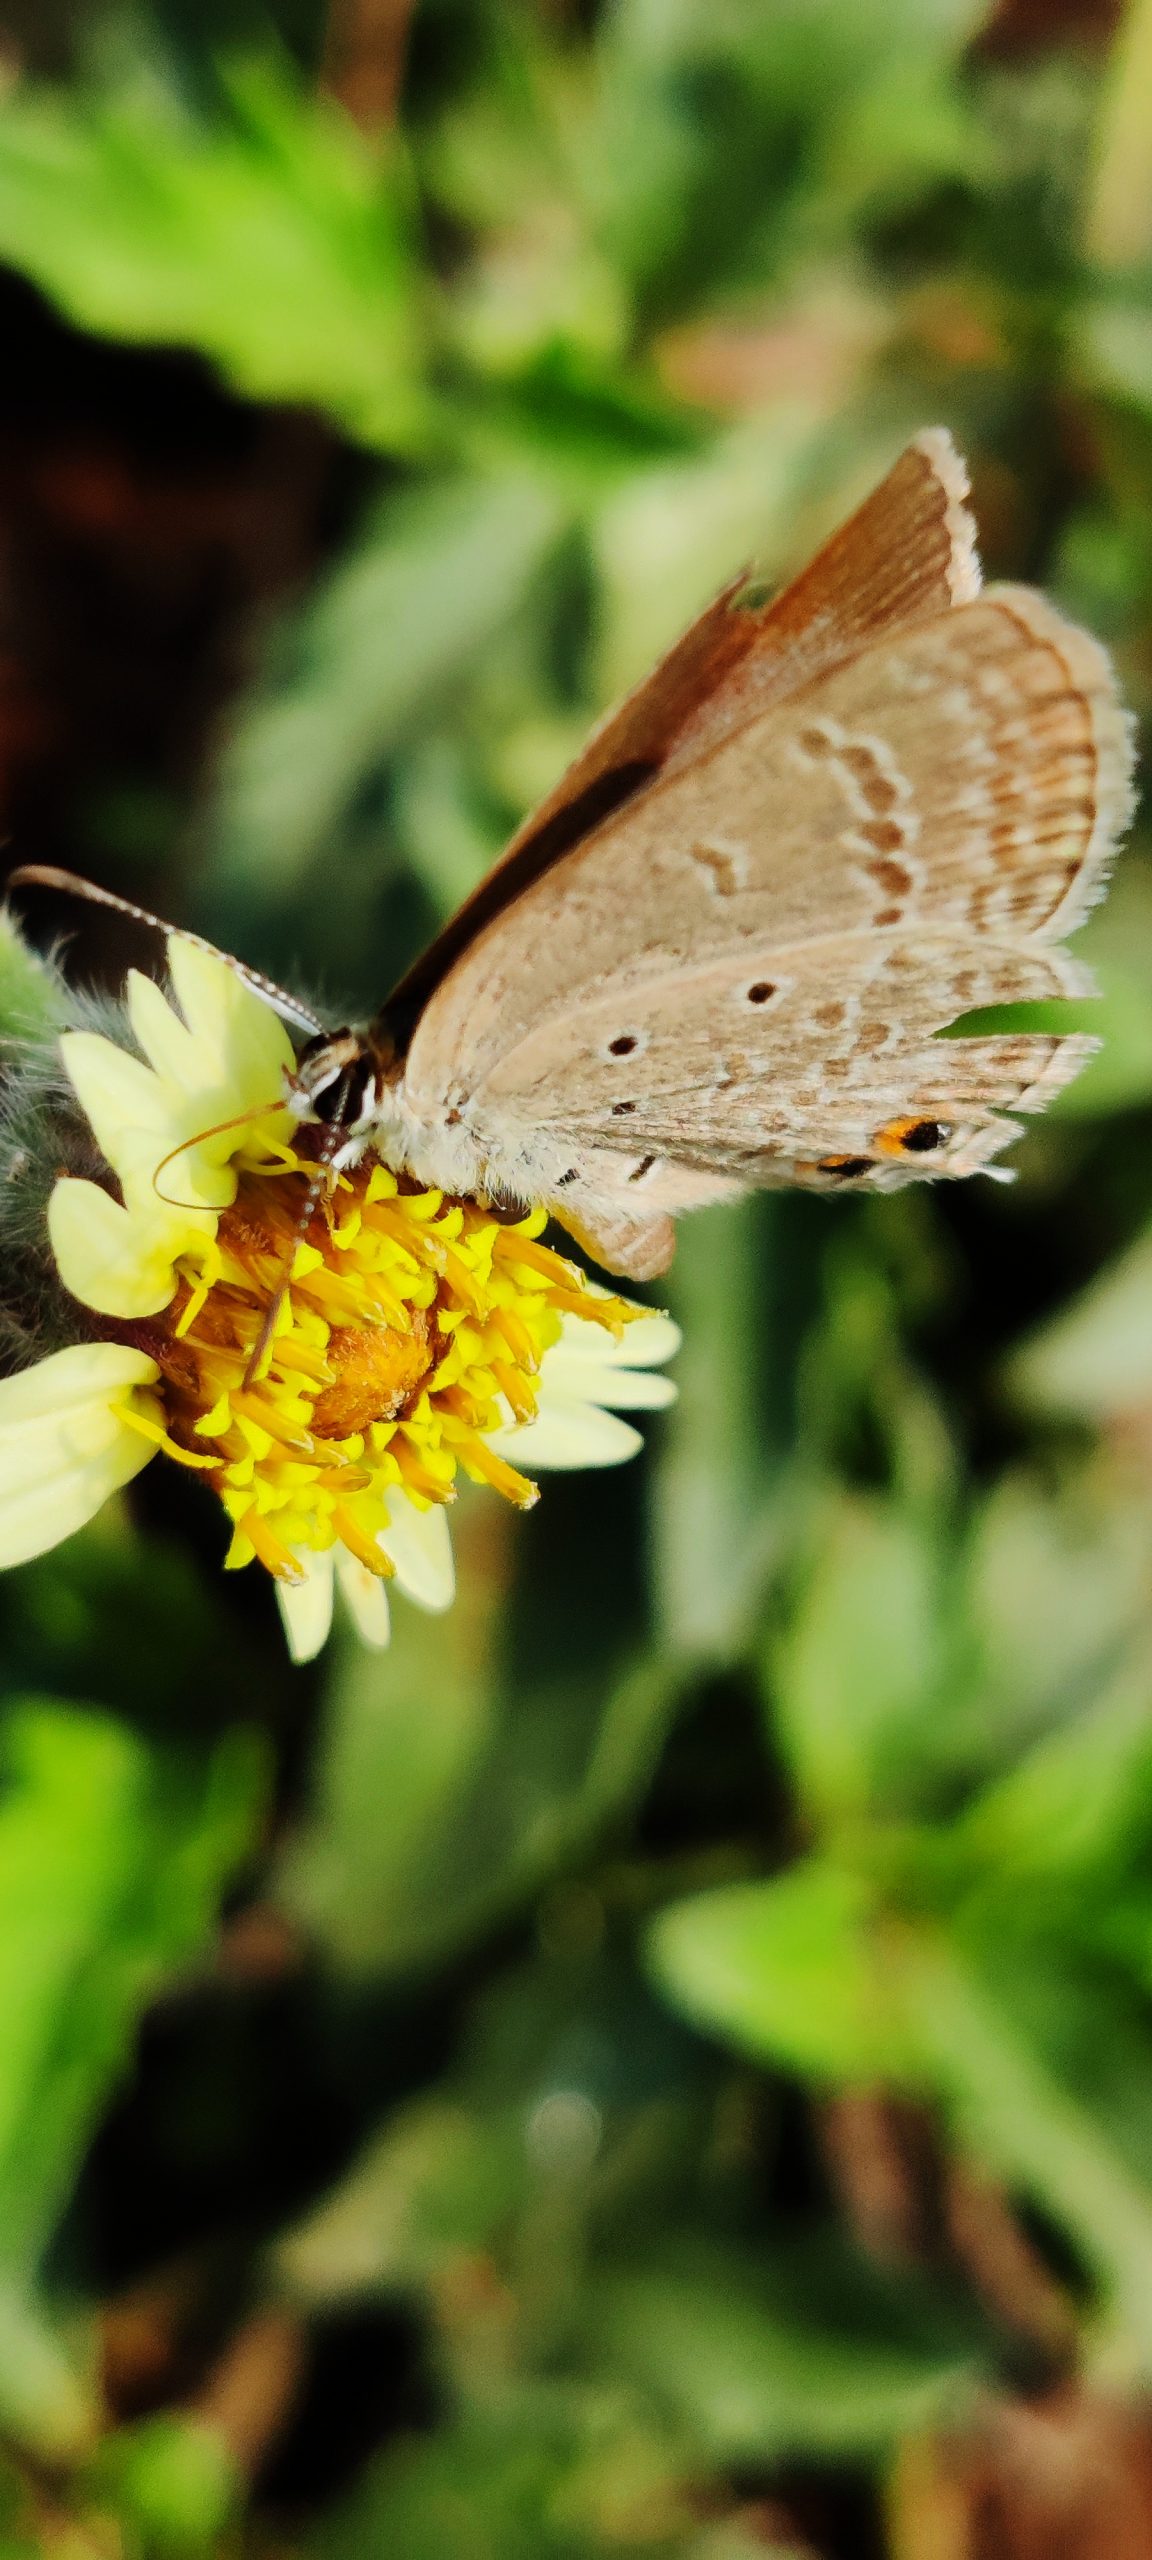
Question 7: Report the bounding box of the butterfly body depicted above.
[10,431,1136,1286]
[289,1019,633,1219]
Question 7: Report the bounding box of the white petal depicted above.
[379,1491,455,1611]
[48,1179,196,1318]
[335,1547,392,1648]
[0,1343,159,1568]
[276,1550,335,1664]
[612,1310,681,1367]
[492,1397,644,1469]
[551,1308,681,1368]
[538,1352,677,1411]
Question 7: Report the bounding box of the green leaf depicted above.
[87,2415,239,2557]
[0,55,427,450]
[1078,291,1152,423]
[0,1702,265,2290]
[1086,0,1152,263]
[769,1496,945,1825]
[900,1932,1152,2363]
[960,1470,1152,1766]
[465,343,705,485]
[590,2237,981,2463]
[206,472,568,897]
[954,1673,1152,1895]
[279,1514,682,1975]
[276,2096,524,2304]
[653,1196,777,1658]
[0,2288,96,2462]
[653,1868,1152,2367]
[1010,1227,1152,1421]
[647,1860,926,2084]
[0,913,66,1050]
[593,0,986,322]
[314,2387,694,2560]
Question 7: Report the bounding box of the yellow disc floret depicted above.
[120,1148,629,1588]
[5,933,675,1655]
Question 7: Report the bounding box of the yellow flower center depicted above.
[119,1149,626,1586]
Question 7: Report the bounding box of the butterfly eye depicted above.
[294,1030,374,1124]
[875,1116,952,1156]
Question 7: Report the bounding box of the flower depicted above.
[0,936,678,1659]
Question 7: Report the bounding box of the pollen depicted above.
[126,1151,628,1585]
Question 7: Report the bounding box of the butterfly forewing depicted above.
[382,430,980,1045]
[397,551,1132,1245]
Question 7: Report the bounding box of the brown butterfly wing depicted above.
[394,449,1133,1276]
[383,429,979,1047]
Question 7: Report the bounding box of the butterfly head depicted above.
[286,1027,397,1150]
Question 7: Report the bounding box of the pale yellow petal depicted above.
[276,1551,335,1664]
[0,1342,158,1421]
[378,1491,455,1611]
[538,1350,677,1411]
[48,1178,196,1318]
[143,945,295,1209]
[165,936,296,1102]
[492,1398,644,1469]
[67,946,295,1232]
[553,1308,682,1368]
[59,1025,229,1217]
[0,1342,159,1567]
[532,1305,678,1426]
[0,1442,154,1567]
[127,968,203,1089]
[59,1032,172,1166]
[335,1546,392,1648]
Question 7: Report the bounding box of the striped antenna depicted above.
[7,864,326,1038]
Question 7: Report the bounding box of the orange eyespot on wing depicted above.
[873,1116,952,1157]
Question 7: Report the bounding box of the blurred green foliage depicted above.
[1,0,1152,2552]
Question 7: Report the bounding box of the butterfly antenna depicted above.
[241,1085,353,1390]
[7,863,326,1037]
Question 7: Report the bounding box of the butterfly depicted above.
[12,429,1135,1283]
